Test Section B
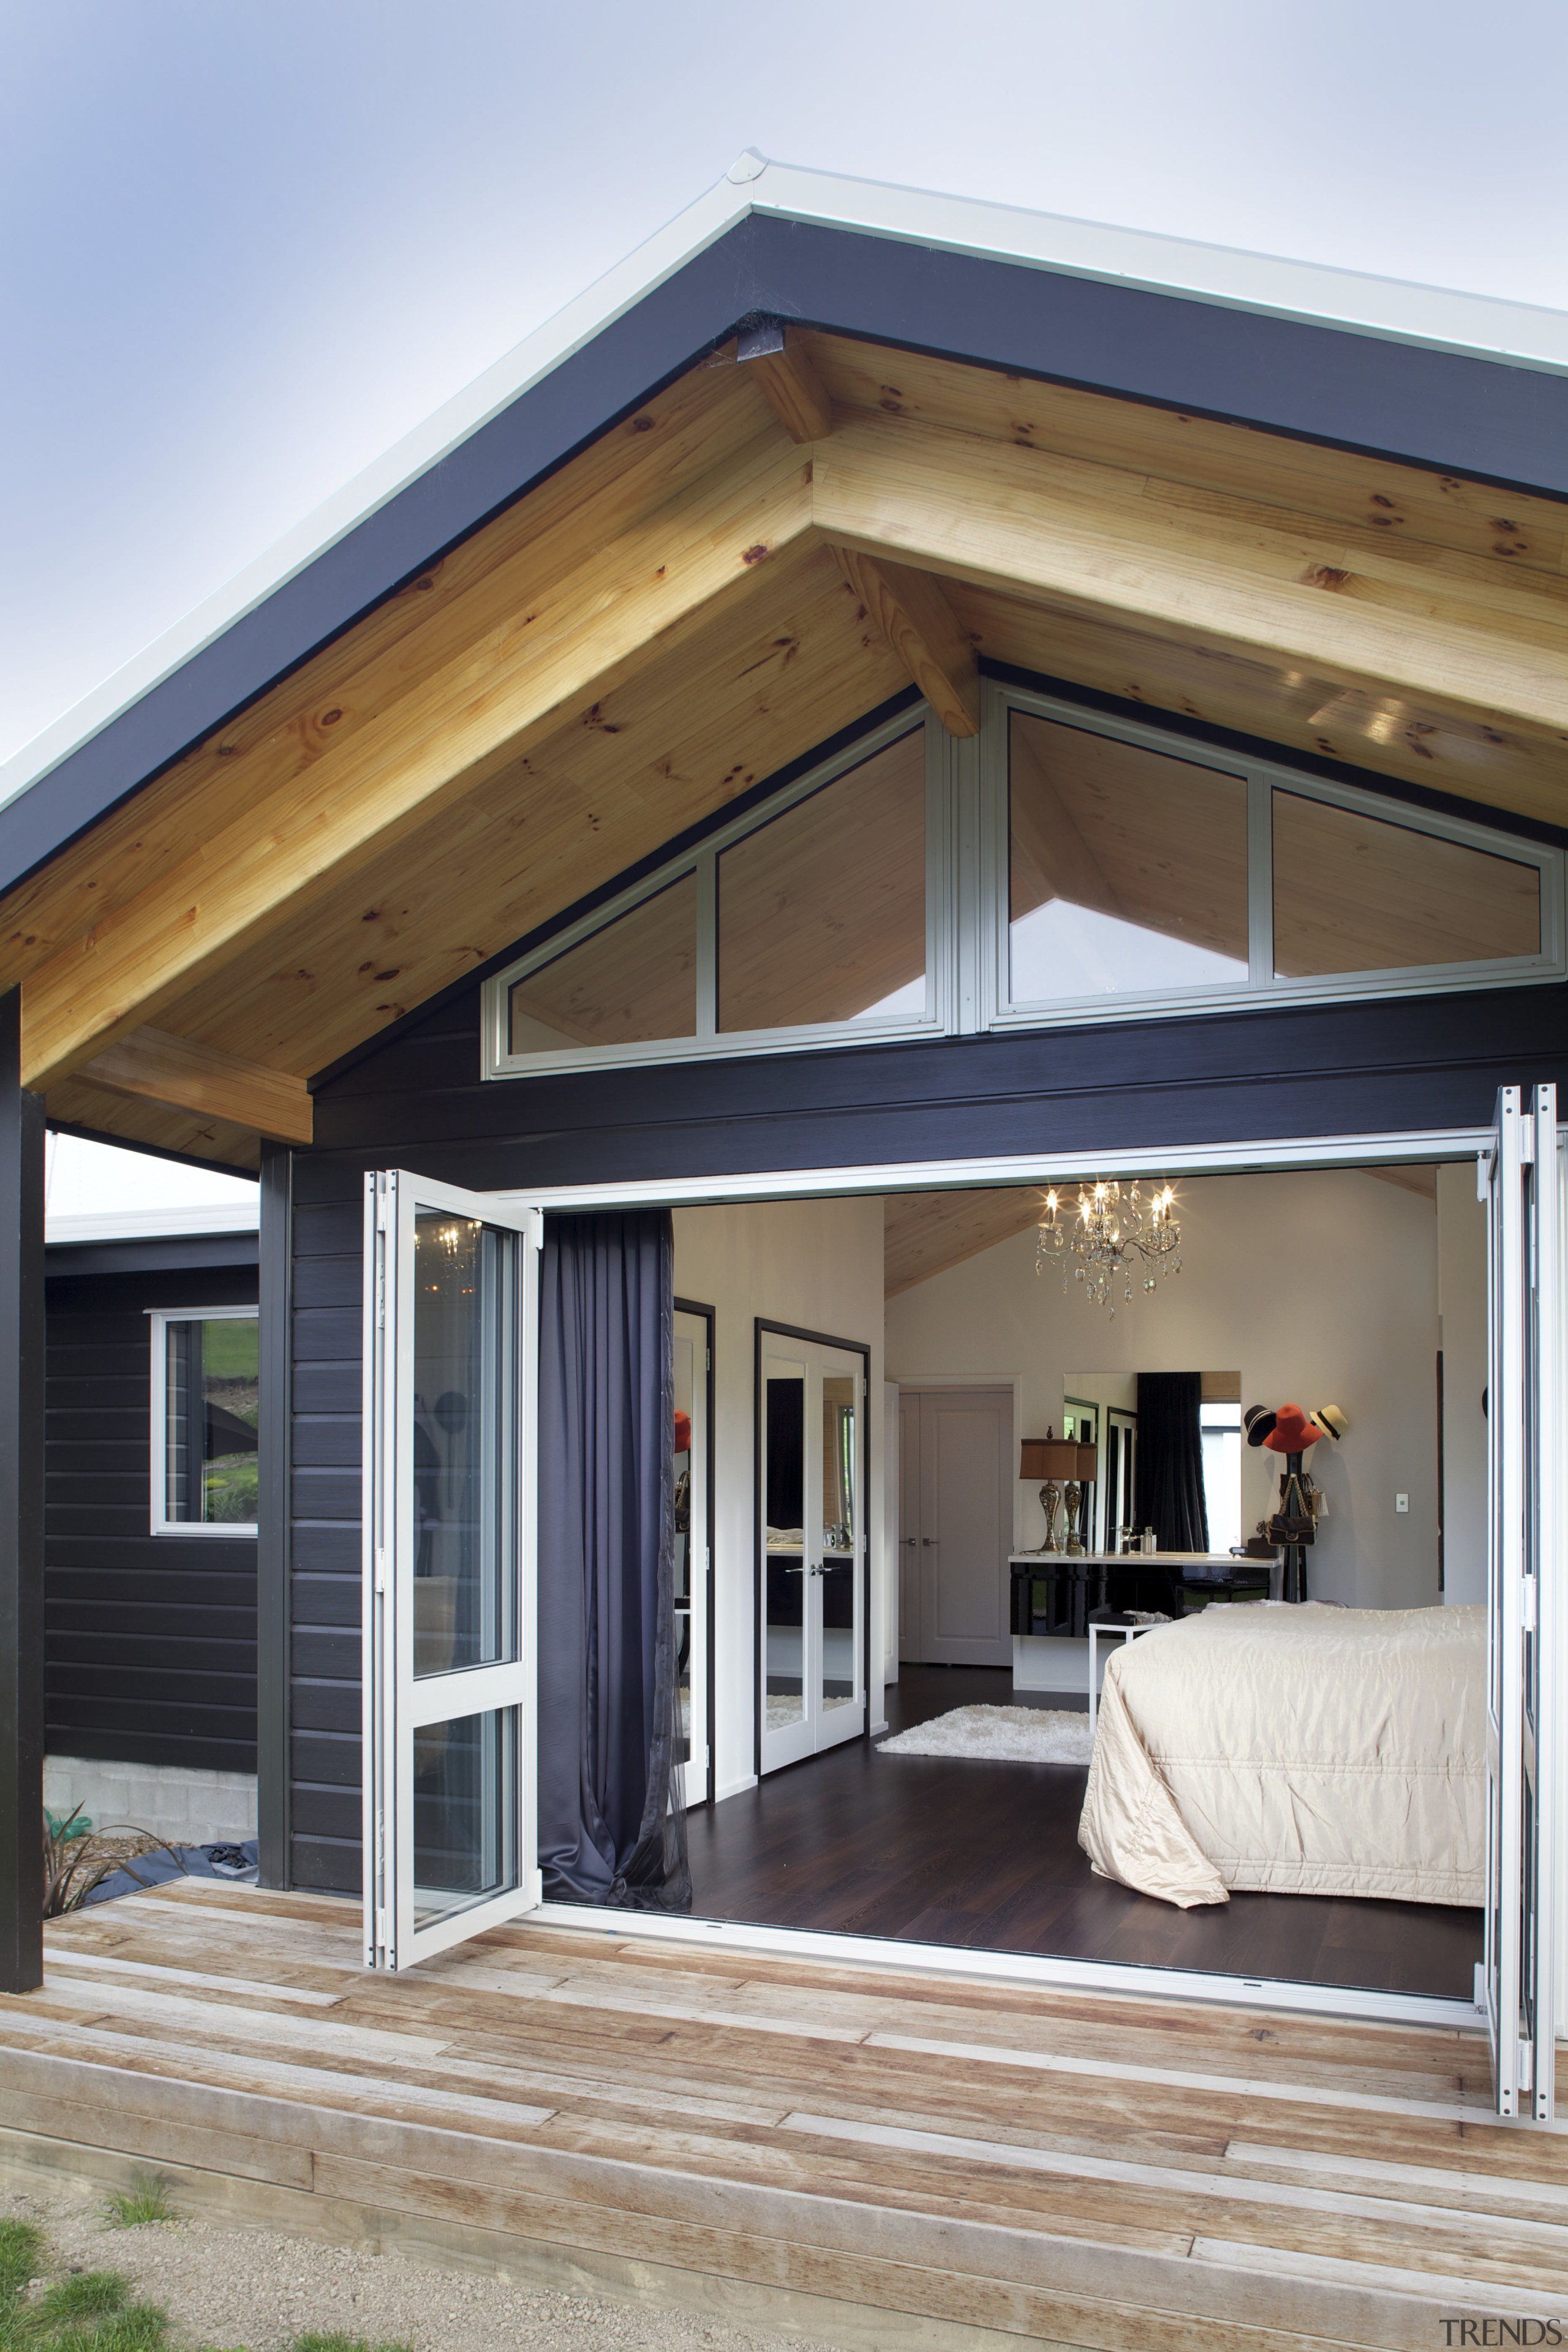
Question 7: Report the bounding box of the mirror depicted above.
[1065,1373,1241,1554]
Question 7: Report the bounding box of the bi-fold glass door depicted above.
[759,1328,866,1774]
[1481,1085,1561,2117]
[362,1170,541,1971]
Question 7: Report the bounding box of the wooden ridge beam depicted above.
[813,418,1568,737]
[77,1027,314,1145]
[19,443,815,1092]
[739,322,834,445]
[831,546,980,737]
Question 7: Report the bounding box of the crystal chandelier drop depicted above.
[1036,1179,1182,1314]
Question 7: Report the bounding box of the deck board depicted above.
[0,1885,1562,2351]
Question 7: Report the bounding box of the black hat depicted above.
[1244,1404,1278,1449]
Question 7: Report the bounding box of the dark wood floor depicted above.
[687,1665,1483,1999]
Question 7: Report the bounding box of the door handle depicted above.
[807,1564,823,1577]
[900,1536,917,1547]
[922,1537,937,1546]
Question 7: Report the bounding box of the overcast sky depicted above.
[6,0,1566,776]
[7,0,1566,1207]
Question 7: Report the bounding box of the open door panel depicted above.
[361,1170,541,1972]
[1482,1085,1560,2117]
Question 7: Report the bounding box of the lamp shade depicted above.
[1074,1445,1099,1481]
[1020,1439,1079,1480]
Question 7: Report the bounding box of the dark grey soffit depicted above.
[9,211,1567,904]
[45,1234,260,1279]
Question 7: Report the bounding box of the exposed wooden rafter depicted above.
[80,1027,313,1144]
[813,417,1568,739]
[831,546,981,737]
[738,321,834,444]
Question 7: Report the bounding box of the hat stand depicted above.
[1276,1453,1313,1604]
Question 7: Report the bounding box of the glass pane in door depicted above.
[413,1705,519,1926]
[412,1210,519,1673]
[764,1366,805,1733]
[821,1374,857,1715]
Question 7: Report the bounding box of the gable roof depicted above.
[5,153,1567,900]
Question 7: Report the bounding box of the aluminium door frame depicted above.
[674,1295,717,1810]
[753,1318,873,1781]
[496,1118,1533,2041]
[361,1168,542,1974]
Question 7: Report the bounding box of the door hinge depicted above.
[1522,1578,1539,1633]
[1518,2038,1535,2094]
[373,1547,386,1594]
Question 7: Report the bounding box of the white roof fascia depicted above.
[46,1201,260,1246]
[6,149,1566,819]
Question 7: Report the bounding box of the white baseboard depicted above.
[714,1773,759,1804]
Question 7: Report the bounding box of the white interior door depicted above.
[362,1170,541,1972]
[1482,1084,1560,2117]
[760,1333,865,1774]
[914,1389,1013,1668]
[673,1309,709,1803]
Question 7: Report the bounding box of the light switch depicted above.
[1395,1492,1409,1514]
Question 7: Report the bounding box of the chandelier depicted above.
[1036,1180,1182,1314]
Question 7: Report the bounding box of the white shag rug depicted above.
[878,1703,1094,1764]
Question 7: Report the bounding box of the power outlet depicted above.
[1395,1492,1409,1514]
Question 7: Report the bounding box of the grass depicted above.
[100,2185,173,2232]
[0,2216,414,2352]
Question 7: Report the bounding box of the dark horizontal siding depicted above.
[287,1161,363,1895]
[45,1261,258,1776]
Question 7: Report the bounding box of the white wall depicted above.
[1437,1161,1488,1607]
[673,1197,885,1802]
[886,1167,1466,1613]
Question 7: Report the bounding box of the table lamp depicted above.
[1065,1442,1099,1555]
[1019,1434,1080,1554]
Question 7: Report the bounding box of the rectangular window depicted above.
[718,729,927,1033]
[1272,790,1542,978]
[1008,711,1249,1003]
[151,1308,258,1534]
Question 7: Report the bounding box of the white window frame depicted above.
[481,685,1565,1083]
[981,677,1566,1031]
[147,1303,259,1537]
[482,709,954,1079]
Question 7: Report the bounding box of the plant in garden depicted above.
[42,1811,186,1919]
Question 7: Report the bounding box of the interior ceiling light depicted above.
[1036,1179,1182,1315]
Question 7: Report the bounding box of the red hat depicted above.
[1264,1403,1319,1453]
[674,1410,692,1455]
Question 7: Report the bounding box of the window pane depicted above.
[718,729,926,1033]
[509,871,696,1054]
[1272,791,1541,978]
[1009,713,1248,1000]
[165,1316,258,1525]
[821,1375,857,1717]
[413,1705,518,1925]
[412,1211,518,1674]
[764,1362,805,1735]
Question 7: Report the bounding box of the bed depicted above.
[1077,1601,1485,1908]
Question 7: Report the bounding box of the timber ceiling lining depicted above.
[7,323,1566,1166]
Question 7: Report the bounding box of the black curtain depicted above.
[1135,1372,1210,1554]
[537,1210,691,1910]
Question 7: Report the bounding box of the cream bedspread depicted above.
[1077,1602,1485,1909]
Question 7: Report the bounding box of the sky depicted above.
[6,0,1566,1210]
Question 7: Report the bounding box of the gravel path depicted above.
[2,2185,844,2352]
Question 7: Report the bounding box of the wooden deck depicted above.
[1,1883,1566,2352]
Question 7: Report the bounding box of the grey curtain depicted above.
[537,1210,691,1910]
[1135,1371,1210,1555]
